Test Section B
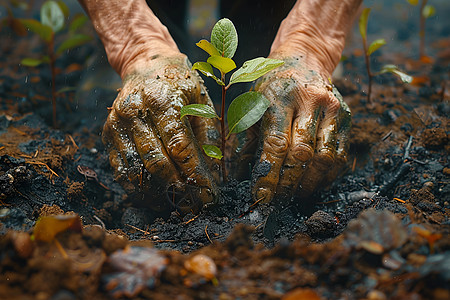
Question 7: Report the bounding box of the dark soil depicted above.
[1,1,449,299]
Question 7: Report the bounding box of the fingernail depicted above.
[255,188,271,204]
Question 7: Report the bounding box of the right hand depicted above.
[102,53,221,213]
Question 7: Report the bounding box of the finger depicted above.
[299,91,341,197]
[274,107,320,203]
[252,91,294,204]
[102,109,142,187]
[144,79,217,205]
[322,90,351,185]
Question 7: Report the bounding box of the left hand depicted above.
[250,53,351,206]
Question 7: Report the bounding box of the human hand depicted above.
[102,53,220,212]
[250,53,351,206]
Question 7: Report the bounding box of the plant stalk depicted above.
[49,34,57,127]
[362,38,372,104]
[220,83,227,183]
[419,0,428,58]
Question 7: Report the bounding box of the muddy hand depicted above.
[103,54,220,212]
[251,55,351,205]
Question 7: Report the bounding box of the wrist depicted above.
[80,0,180,78]
[270,0,362,76]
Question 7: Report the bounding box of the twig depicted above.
[125,224,155,235]
[27,161,59,177]
[67,134,78,149]
[393,197,405,203]
[93,215,106,230]
[381,130,392,141]
[205,225,213,244]
[249,196,265,209]
[184,214,200,225]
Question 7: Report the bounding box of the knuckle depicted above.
[114,93,143,119]
[313,147,336,170]
[291,142,314,162]
[167,133,193,162]
[263,132,290,155]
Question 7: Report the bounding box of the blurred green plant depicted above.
[180,18,283,181]
[18,0,92,127]
[0,0,28,35]
[359,8,412,104]
[406,0,435,60]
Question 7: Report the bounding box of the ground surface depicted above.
[0,1,449,299]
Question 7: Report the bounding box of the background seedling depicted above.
[359,8,412,104]
[406,0,435,61]
[180,18,283,182]
[19,0,92,127]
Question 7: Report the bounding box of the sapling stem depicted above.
[419,0,428,58]
[220,74,227,182]
[48,33,57,127]
[362,36,372,104]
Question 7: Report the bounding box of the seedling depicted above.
[180,18,283,181]
[359,8,412,103]
[19,0,92,127]
[406,0,435,60]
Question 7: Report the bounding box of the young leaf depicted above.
[211,18,238,58]
[69,13,88,32]
[359,8,371,42]
[20,19,53,42]
[422,5,435,19]
[10,19,28,36]
[56,0,69,18]
[56,34,92,54]
[21,57,44,67]
[196,39,220,56]
[407,0,418,5]
[207,55,236,74]
[202,145,223,159]
[180,104,219,119]
[192,62,224,85]
[367,38,386,56]
[41,0,64,33]
[229,57,284,86]
[379,64,413,83]
[32,214,82,242]
[227,91,270,137]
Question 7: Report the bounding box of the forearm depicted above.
[79,0,179,78]
[271,0,362,76]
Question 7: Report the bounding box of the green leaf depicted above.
[422,5,435,18]
[56,0,69,18]
[180,104,219,119]
[41,0,64,32]
[367,38,386,56]
[69,13,88,32]
[192,62,224,85]
[56,34,92,54]
[202,145,223,159]
[21,57,44,67]
[207,55,236,74]
[196,39,220,56]
[359,8,371,42]
[57,86,76,93]
[406,0,418,6]
[229,57,284,86]
[211,18,238,58]
[20,19,53,42]
[227,91,270,138]
[379,64,413,83]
